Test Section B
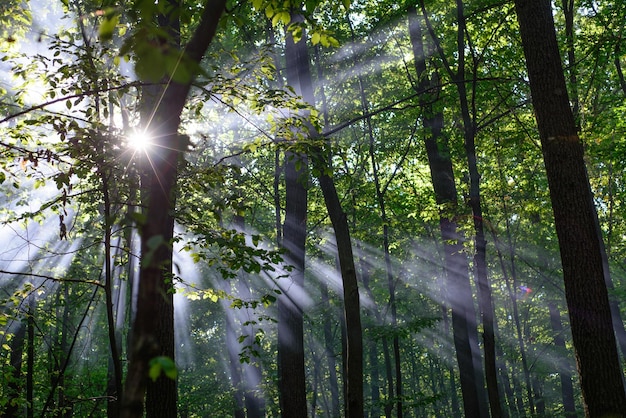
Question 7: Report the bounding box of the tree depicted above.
[121,1,227,416]
[409,5,488,418]
[514,0,626,415]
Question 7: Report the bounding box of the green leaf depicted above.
[311,32,321,45]
[98,14,119,41]
[148,356,178,382]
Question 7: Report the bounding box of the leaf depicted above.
[148,361,161,382]
[311,32,321,45]
[148,356,177,381]
[98,13,119,41]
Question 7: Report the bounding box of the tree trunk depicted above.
[320,281,341,418]
[454,29,503,418]
[6,316,26,417]
[548,301,577,417]
[514,0,626,415]
[225,310,246,418]
[317,174,364,418]
[409,6,487,417]
[120,2,226,417]
[102,170,123,418]
[26,296,34,418]
[282,8,364,417]
[277,146,308,417]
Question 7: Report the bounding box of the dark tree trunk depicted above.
[548,301,577,417]
[616,41,626,96]
[6,316,26,417]
[514,0,626,415]
[320,281,341,418]
[120,2,226,417]
[282,8,364,417]
[102,171,123,418]
[409,6,487,418]
[277,146,308,417]
[26,296,34,418]
[225,311,246,418]
[317,174,364,418]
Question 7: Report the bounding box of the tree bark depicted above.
[514,0,626,415]
[6,316,26,417]
[317,174,364,418]
[277,146,308,417]
[409,6,487,417]
[320,281,341,418]
[26,295,34,418]
[120,2,226,417]
[548,301,577,417]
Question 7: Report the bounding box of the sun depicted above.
[127,129,153,151]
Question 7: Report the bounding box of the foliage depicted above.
[0,0,624,416]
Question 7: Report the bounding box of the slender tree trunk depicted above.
[350,13,402,411]
[347,17,394,415]
[233,214,266,418]
[616,41,626,96]
[27,296,34,418]
[514,1,626,415]
[446,1,500,414]
[320,281,341,418]
[409,6,486,417]
[548,301,577,417]
[6,316,26,417]
[282,8,364,417]
[101,170,123,418]
[358,246,387,418]
[316,174,364,418]
[225,310,246,418]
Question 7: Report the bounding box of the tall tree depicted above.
[281,6,364,416]
[409,6,488,418]
[120,1,227,416]
[277,12,309,417]
[513,0,626,416]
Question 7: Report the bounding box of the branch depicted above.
[0,81,144,125]
[0,269,105,289]
[184,0,228,65]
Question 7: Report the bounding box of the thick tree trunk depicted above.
[120,2,226,417]
[277,148,308,417]
[276,12,310,418]
[514,0,626,415]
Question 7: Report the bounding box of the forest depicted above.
[1,0,625,417]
